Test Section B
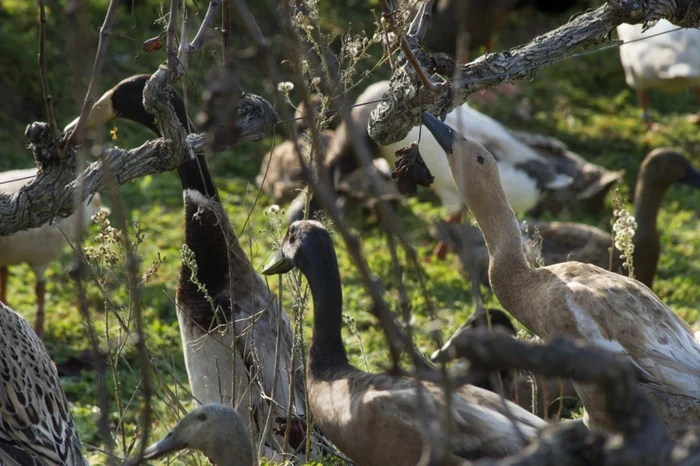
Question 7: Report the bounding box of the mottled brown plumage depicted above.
[0,302,88,466]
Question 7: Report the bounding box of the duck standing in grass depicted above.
[0,168,104,339]
[65,74,308,456]
[421,111,700,434]
[263,220,546,465]
[0,301,88,465]
[617,19,700,126]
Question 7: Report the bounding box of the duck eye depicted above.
[477,155,484,164]
[197,413,207,422]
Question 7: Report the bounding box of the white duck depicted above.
[0,168,104,339]
[422,111,700,435]
[0,301,88,465]
[343,80,603,258]
[617,19,700,125]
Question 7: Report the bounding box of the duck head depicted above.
[64,74,190,135]
[262,220,331,275]
[421,111,513,219]
[139,404,253,465]
[640,148,700,189]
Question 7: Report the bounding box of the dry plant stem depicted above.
[368,0,700,145]
[66,0,119,147]
[37,0,57,135]
[183,0,222,53]
[222,0,232,66]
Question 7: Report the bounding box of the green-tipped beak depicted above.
[262,249,295,275]
[421,112,455,155]
[681,165,700,188]
[64,90,117,133]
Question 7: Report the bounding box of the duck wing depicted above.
[512,132,623,214]
[365,375,545,459]
[0,303,87,466]
[551,263,700,399]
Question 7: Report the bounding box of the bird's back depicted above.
[0,303,87,466]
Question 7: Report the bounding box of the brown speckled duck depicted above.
[0,301,88,465]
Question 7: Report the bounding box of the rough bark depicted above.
[0,92,277,237]
[368,0,700,145]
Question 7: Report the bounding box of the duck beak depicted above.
[681,165,700,188]
[64,90,117,133]
[139,431,184,461]
[262,249,295,275]
[421,112,455,155]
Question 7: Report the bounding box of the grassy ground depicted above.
[1,0,699,464]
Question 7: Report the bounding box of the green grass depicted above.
[1,0,699,464]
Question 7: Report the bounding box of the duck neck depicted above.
[466,187,537,328]
[631,174,665,287]
[297,239,349,378]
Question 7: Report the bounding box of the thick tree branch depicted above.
[368,0,700,145]
[0,95,276,237]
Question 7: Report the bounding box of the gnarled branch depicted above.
[368,0,700,145]
[0,94,277,237]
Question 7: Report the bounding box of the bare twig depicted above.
[37,0,58,135]
[66,0,119,147]
[182,0,222,53]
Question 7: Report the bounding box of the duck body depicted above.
[0,168,103,338]
[617,20,700,93]
[350,81,618,217]
[69,73,309,457]
[0,302,88,466]
[421,112,700,434]
[264,221,546,465]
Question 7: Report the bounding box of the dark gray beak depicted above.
[422,112,455,155]
[681,165,700,188]
[262,249,295,275]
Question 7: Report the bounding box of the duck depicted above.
[0,168,104,339]
[421,111,700,434]
[0,301,88,465]
[131,404,254,466]
[438,307,581,419]
[64,73,310,457]
[430,147,700,290]
[257,98,401,222]
[332,80,619,258]
[616,19,700,126]
[262,220,546,465]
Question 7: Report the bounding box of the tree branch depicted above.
[368,0,700,145]
[439,332,681,466]
[0,95,276,237]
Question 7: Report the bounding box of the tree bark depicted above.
[0,91,277,237]
[368,0,700,145]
